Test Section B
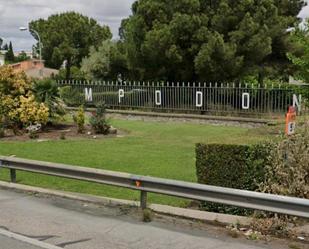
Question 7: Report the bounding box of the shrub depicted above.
[28,130,39,139]
[260,123,309,199]
[89,102,110,134]
[59,132,66,140]
[0,66,49,129]
[0,123,4,138]
[0,129,4,138]
[0,65,31,95]
[196,122,308,217]
[195,143,271,215]
[0,116,4,138]
[252,123,309,236]
[59,86,82,107]
[251,216,292,237]
[196,144,248,189]
[17,94,49,125]
[26,123,42,140]
[142,209,153,223]
[73,106,85,133]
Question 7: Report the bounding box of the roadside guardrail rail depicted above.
[0,156,308,218]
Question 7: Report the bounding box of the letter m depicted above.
[85,88,93,102]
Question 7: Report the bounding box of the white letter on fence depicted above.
[119,89,125,103]
[293,94,302,112]
[85,88,93,102]
[242,93,250,110]
[155,90,161,106]
[196,91,203,107]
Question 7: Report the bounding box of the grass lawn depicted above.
[0,119,276,207]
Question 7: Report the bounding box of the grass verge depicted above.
[0,119,276,207]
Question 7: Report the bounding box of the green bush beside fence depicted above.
[195,143,271,215]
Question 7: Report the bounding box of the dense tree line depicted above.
[0,39,14,63]
[27,2,305,83]
[0,39,33,64]
[117,0,304,82]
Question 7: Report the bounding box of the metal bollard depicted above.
[140,190,147,209]
[10,169,16,183]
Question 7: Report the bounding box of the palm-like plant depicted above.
[32,79,66,122]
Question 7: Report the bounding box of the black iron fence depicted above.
[57,80,309,117]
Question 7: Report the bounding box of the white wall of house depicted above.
[14,51,33,59]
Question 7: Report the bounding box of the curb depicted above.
[67,107,276,125]
[0,181,251,226]
[149,204,251,226]
[106,110,272,124]
[0,228,61,249]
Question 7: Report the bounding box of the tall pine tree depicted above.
[120,0,304,82]
[2,43,9,51]
[29,12,112,79]
[5,42,15,63]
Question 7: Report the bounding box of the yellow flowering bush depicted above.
[17,94,49,125]
[0,66,49,128]
[0,65,30,95]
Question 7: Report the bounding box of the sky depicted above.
[0,0,308,52]
[0,0,135,51]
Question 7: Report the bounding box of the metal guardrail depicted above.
[0,156,308,218]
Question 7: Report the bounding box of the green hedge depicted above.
[195,143,270,215]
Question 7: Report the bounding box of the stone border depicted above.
[107,109,273,124]
[67,107,277,127]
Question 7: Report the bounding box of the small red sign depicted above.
[285,106,296,135]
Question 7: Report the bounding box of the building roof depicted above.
[10,59,59,79]
[10,59,44,68]
[25,68,59,79]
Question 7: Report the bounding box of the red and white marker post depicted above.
[285,106,297,136]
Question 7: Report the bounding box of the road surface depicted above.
[0,234,45,249]
[0,188,294,249]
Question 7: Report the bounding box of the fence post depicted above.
[140,190,147,209]
[10,169,16,183]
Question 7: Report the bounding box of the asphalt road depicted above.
[0,188,294,249]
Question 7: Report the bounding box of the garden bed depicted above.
[0,123,124,142]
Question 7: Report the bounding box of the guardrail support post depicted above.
[10,169,16,183]
[140,191,147,209]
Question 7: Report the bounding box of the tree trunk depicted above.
[66,58,71,80]
[258,66,265,88]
